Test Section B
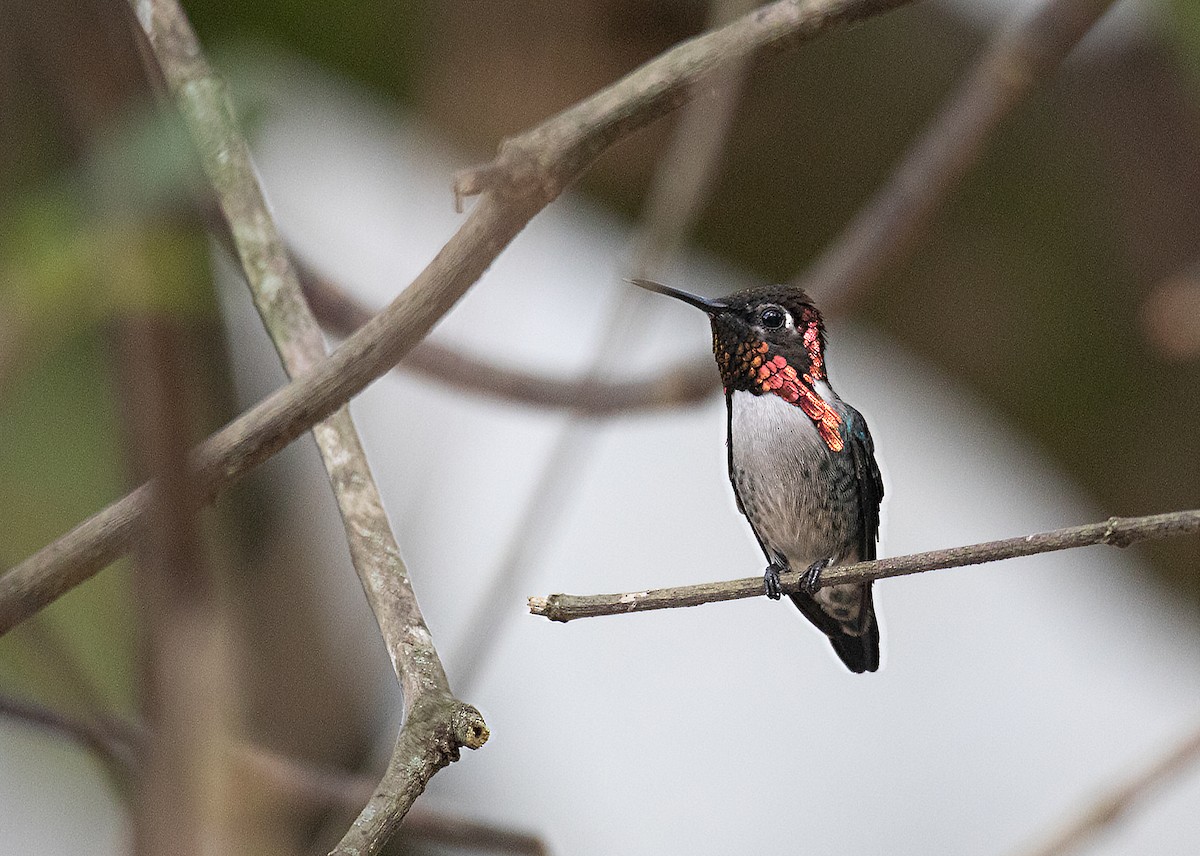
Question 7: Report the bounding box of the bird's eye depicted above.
[760,307,787,330]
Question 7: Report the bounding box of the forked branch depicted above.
[129,1,484,852]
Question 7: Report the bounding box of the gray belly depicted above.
[729,390,858,569]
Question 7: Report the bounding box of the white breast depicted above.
[730,389,827,470]
[729,389,844,568]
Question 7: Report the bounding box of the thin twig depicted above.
[128,2,485,852]
[298,263,717,415]
[798,0,1118,305]
[528,510,1200,621]
[1012,720,1200,856]
[0,0,915,640]
[452,0,761,691]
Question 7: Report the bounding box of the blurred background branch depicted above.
[116,310,234,856]
[298,263,717,415]
[450,0,759,691]
[1012,720,1200,856]
[0,691,139,781]
[798,0,1118,306]
[0,691,543,854]
[300,0,1119,425]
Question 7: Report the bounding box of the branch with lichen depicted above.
[528,510,1200,622]
[129,2,484,852]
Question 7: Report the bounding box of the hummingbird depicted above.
[632,279,884,673]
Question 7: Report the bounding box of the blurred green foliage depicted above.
[0,329,133,709]
[185,0,428,101]
[0,107,216,710]
[1169,0,1200,84]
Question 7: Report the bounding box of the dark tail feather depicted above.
[828,616,880,673]
[789,582,880,673]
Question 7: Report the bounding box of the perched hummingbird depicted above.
[632,279,885,673]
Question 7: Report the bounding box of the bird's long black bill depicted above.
[628,278,723,313]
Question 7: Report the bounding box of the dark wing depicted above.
[843,403,884,562]
[792,402,883,671]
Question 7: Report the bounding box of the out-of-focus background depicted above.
[1,0,1198,854]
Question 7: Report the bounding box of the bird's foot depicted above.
[763,561,787,600]
[801,557,834,595]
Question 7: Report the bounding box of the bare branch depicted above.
[0,0,915,638]
[1012,720,1200,856]
[332,699,488,855]
[128,1,485,851]
[132,0,460,712]
[528,510,1200,621]
[234,740,545,855]
[799,0,1118,305]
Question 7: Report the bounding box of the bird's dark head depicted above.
[630,280,829,394]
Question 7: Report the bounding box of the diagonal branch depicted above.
[1011,720,1200,856]
[128,1,485,851]
[0,0,917,638]
[800,0,1118,305]
[528,510,1200,621]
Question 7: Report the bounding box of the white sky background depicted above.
[2,13,1199,852]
